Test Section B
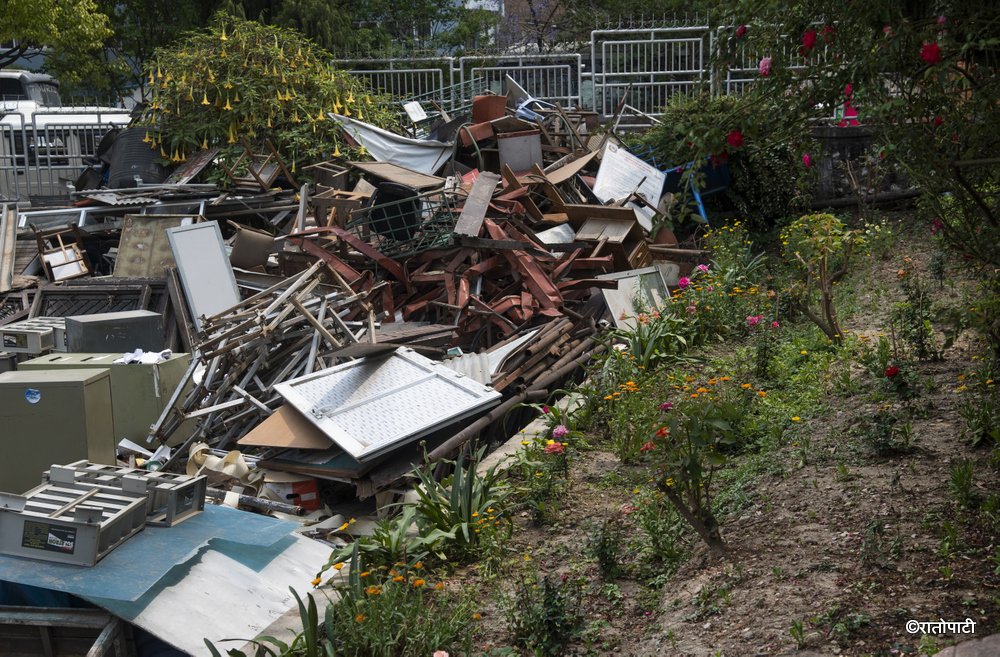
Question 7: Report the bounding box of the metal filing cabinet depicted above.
[18,352,191,444]
[0,369,115,494]
[0,318,55,354]
[65,310,164,353]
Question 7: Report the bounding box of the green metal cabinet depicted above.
[18,353,192,445]
[0,369,114,494]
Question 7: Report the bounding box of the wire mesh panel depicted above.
[347,189,459,258]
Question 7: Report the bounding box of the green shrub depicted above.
[501,569,584,657]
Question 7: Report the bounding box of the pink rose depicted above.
[758,56,772,77]
[696,263,710,274]
[735,24,747,38]
[802,153,812,168]
[771,320,780,328]
[677,277,690,289]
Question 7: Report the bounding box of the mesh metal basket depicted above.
[347,188,458,258]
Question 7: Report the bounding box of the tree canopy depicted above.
[1,0,111,83]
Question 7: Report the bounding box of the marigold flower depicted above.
[741,383,752,389]
[472,612,483,620]
[332,562,344,571]
[393,576,404,582]
[757,390,767,397]
[355,613,365,623]
[413,579,426,588]
[360,571,370,578]
[413,561,423,569]
[311,577,321,586]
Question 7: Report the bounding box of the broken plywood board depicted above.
[238,405,334,450]
[454,171,501,237]
[114,214,195,278]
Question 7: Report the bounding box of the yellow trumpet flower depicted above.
[333,144,341,157]
[220,25,228,41]
[201,91,210,105]
[201,135,208,149]
[223,95,232,111]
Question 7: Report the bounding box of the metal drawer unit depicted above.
[0,479,148,566]
[0,319,55,354]
[31,317,68,352]
[45,461,206,527]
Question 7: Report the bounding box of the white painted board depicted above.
[167,222,240,331]
[593,142,667,231]
[275,347,502,462]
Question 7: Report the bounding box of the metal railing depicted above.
[0,110,128,203]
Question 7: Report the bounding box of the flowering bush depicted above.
[645,376,764,553]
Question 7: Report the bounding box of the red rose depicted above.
[711,151,730,166]
[921,42,942,64]
[884,366,900,378]
[932,115,943,127]
[821,25,836,43]
[726,129,744,149]
[735,24,747,38]
[801,29,817,54]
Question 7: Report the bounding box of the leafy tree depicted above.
[1,0,111,83]
[141,13,397,168]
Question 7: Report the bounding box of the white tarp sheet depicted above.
[330,114,454,175]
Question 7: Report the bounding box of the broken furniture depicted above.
[44,461,207,527]
[0,477,148,566]
[220,139,298,191]
[32,224,91,283]
[0,317,58,354]
[0,369,116,494]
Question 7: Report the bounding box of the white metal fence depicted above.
[0,110,126,203]
[332,23,753,125]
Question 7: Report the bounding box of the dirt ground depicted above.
[455,216,1000,656]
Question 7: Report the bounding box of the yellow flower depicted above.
[413,579,426,588]
[360,571,370,578]
[521,440,530,446]
[720,376,731,381]
[665,477,675,487]
[690,393,699,399]
[800,350,808,355]
[741,383,752,389]
[310,577,321,586]
[332,562,344,571]
[355,614,365,623]
[337,521,350,532]
[757,390,767,397]
[791,416,801,422]
[603,395,613,401]
[366,585,381,595]
[413,562,423,570]
[473,612,483,620]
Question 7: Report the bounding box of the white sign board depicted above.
[593,142,668,232]
[167,222,240,331]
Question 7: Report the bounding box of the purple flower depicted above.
[542,405,550,414]
[758,56,772,77]
[552,424,569,440]
[677,277,691,289]
[696,264,710,274]
[659,402,673,412]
